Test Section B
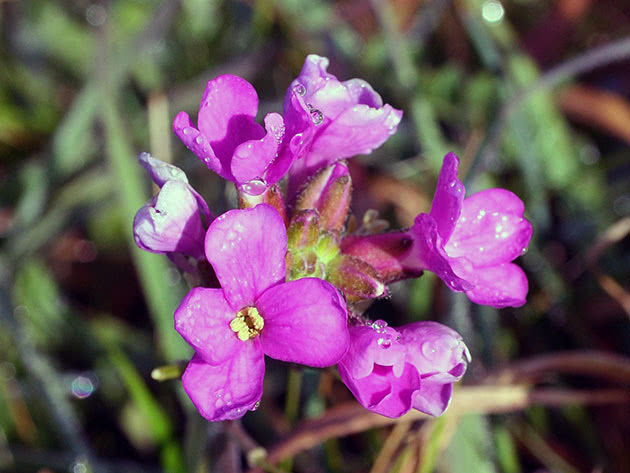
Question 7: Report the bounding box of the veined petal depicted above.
[338,362,421,418]
[174,288,240,365]
[429,152,465,243]
[197,74,264,161]
[182,344,264,422]
[445,189,532,267]
[460,263,529,308]
[205,204,287,310]
[257,278,349,367]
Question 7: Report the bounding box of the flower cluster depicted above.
[133,55,532,421]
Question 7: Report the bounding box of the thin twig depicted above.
[487,350,630,385]
[246,385,630,472]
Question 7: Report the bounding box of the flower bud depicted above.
[133,180,206,259]
[341,232,421,283]
[295,161,351,233]
[327,255,386,302]
[287,210,320,250]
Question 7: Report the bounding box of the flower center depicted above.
[230,306,264,341]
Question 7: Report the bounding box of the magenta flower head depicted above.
[173,75,312,195]
[174,204,350,421]
[286,55,403,190]
[407,153,533,308]
[338,320,469,418]
[133,153,211,259]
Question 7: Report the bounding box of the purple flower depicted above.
[338,320,469,418]
[407,153,533,308]
[174,204,350,421]
[173,75,312,195]
[285,55,403,191]
[133,153,211,259]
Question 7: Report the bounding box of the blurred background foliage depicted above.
[1,0,630,472]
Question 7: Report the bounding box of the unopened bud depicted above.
[287,210,320,250]
[341,232,420,283]
[296,161,351,233]
[328,255,386,303]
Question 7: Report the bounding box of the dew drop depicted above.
[377,337,392,349]
[183,127,192,135]
[521,247,529,255]
[310,108,324,125]
[293,83,306,96]
[421,342,436,359]
[371,320,387,333]
[250,400,261,411]
[240,178,267,196]
[195,136,204,144]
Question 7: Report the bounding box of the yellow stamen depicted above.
[230,306,264,341]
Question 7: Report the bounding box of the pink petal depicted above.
[133,180,205,259]
[429,152,465,242]
[197,75,264,161]
[411,381,453,417]
[173,111,227,178]
[257,278,349,367]
[231,113,285,186]
[460,263,529,308]
[288,55,351,119]
[408,214,472,292]
[182,344,264,422]
[445,189,532,267]
[138,152,188,187]
[174,288,240,365]
[342,79,384,108]
[205,204,286,310]
[307,104,402,168]
[398,321,469,416]
[265,91,315,188]
[342,323,407,380]
[398,321,470,377]
[338,362,421,418]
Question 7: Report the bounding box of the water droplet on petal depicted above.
[293,83,306,96]
[183,127,192,135]
[521,247,529,255]
[195,136,203,144]
[371,320,387,333]
[310,109,324,125]
[250,400,260,411]
[240,178,267,196]
[421,342,436,359]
